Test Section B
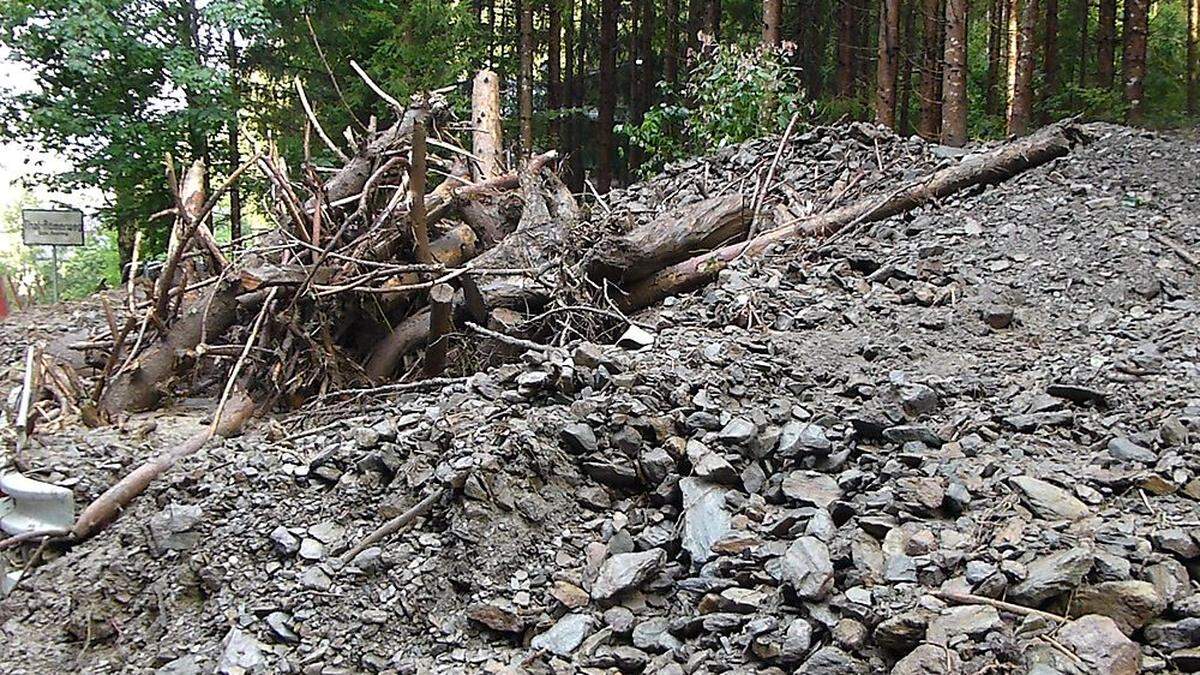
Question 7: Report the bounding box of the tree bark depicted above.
[1007,0,1036,135]
[985,0,1004,113]
[1041,0,1059,123]
[898,0,917,134]
[588,194,751,282]
[472,70,505,180]
[549,0,563,148]
[1096,0,1115,87]
[1121,0,1148,124]
[598,0,616,191]
[1076,0,1088,89]
[918,0,943,138]
[705,0,722,39]
[764,0,783,46]
[227,33,242,246]
[1190,0,1199,115]
[875,0,902,127]
[666,0,680,84]
[796,0,830,98]
[940,0,968,146]
[687,0,705,63]
[563,0,577,178]
[837,0,857,96]
[624,122,1086,311]
[519,0,535,157]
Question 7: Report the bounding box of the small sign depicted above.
[22,209,84,247]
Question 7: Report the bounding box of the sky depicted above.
[0,46,104,261]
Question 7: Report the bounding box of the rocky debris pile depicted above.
[0,124,1198,674]
[588,121,945,242]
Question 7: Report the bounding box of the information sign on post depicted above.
[22,209,85,303]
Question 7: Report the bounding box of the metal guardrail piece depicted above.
[0,472,74,535]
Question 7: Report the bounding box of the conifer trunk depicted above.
[1007,0,1036,135]
[519,0,535,156]
[1122,0,1148,123]
[941,0,968,146]
[875,0,902,126]
[1096,0,1115,87]
[598,0,616,191]
[918,0,944,138]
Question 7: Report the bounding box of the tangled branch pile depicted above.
[30,70,1087,546]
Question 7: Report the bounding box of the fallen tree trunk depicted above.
[587,193,751,283]
[621,121,1088,311]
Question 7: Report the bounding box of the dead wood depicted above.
[621,121,1087,311]
[587,193,751,283]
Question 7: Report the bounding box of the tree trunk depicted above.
[549,0,563,148]
[764,0,783,45]
[665,0,680,84]
[1190,0,1199,115]
[1006,0,1019,109]
[639,0,655,105]
[572,0,589,191]
[563,0,576,169]
[1076,0,1087,89]
[705,0,722,39]
[472,70,505,180]
[837,0,857,96]
[985,0,1004,113]
[1007,0,1036,135]
[598,0,616,192]
[875,0,902,127]
[628,0,642,177]
[1096,0,1115,87]
[227,33,242,246]
[624,122,1086,310]
[519,0,535,157]
[918,0,944,138]
[940,0,968,146]
[796,0,830,98]
[1121,0,1148,124]
[898,0,917,134]
[687,0,705,63]
[1041,0,1059,122]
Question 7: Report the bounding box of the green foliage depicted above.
[624,40,808,175]
[57,234,122,300]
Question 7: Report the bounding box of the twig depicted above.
[340,488,446,565]
[209,288,276,437]
[294,77,350,163]
[316,377,469,401]
[1150,231,1200,271]
[350,60,405,111]
[748,111,801,238]
[935,591,1068,623]
[464,321,551,352]
[304,14,366,132]
[0,528,70,551]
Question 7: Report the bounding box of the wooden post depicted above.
[424,283,455,377]
[471,70,504,180]
[411,113,432,264]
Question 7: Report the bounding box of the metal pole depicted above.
[50,245,59,303]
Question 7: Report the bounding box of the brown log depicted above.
[587,193,750,283]
[622,122,1087,311]
[424,283,455,377]
[411,115,432,264]
[73,388,255,541]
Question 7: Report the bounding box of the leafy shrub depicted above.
[623,37,809,175]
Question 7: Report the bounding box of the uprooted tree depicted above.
[25,70,1088,545]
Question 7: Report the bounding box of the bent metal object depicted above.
[0,472,74,536]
